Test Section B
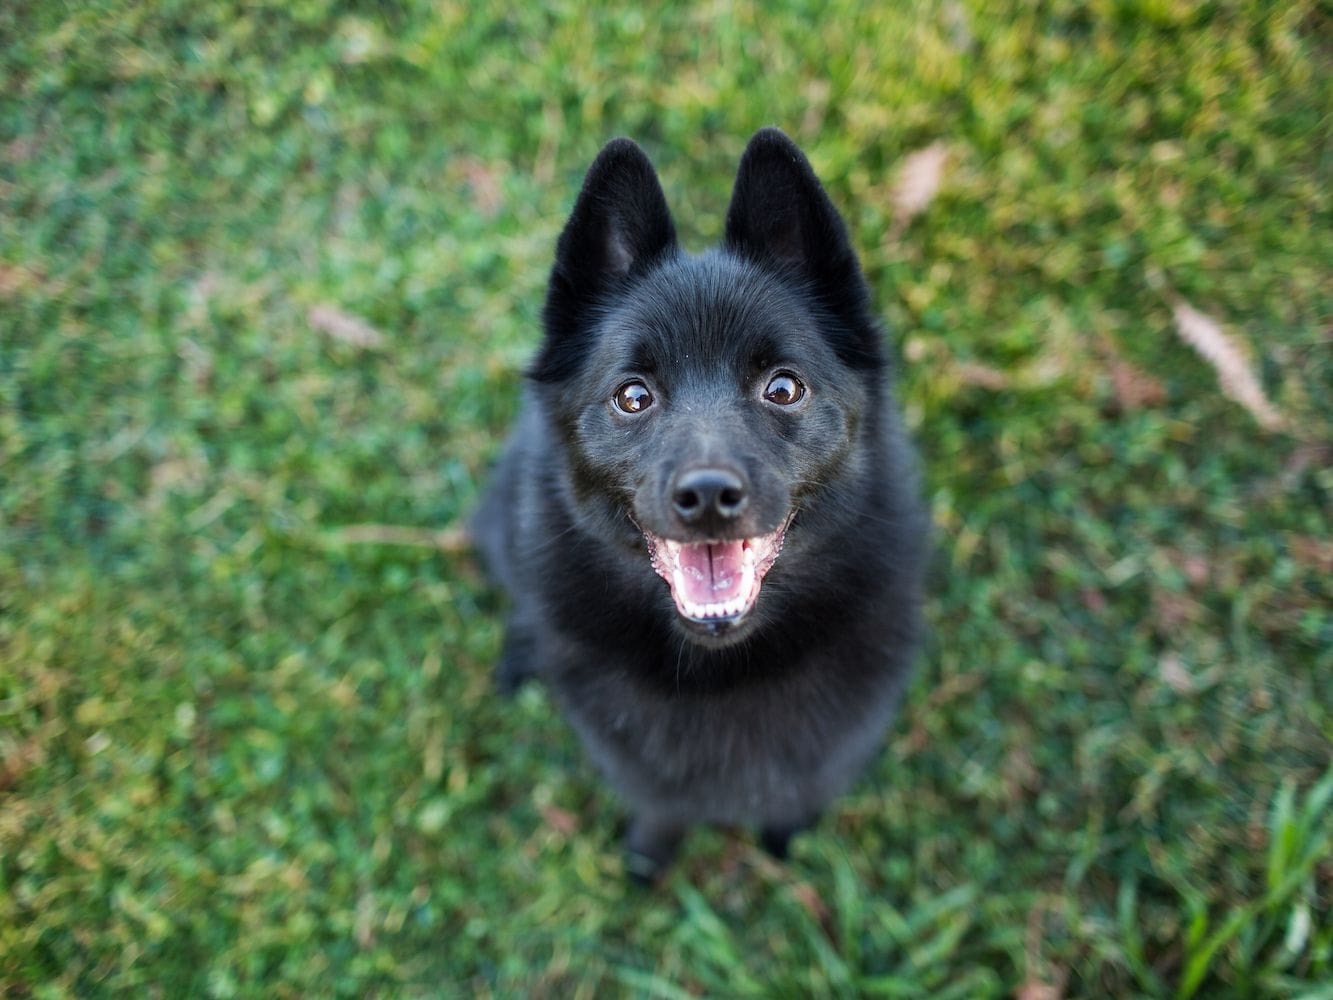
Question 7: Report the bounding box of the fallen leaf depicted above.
[1169,298,1284,430]
[1287,534,1333,575]
[1016,982,1061,1000]
[1079,588,1108,613]
[354,890,375,948]
[1180,553,1209,588]
[308,304,385,349]
[890,142,949,233]
[1160,653,1193,693]
[1153,589,1203,630]
[956,360,1010,390]
[0,734,47,792]
[458,156,504,217]
[146,455,207,510]
[1159,653,1221,695]
[0,262,46,298]
[1095,334,1166,412]
[1002,746,1038,798]
[1108,358,1167,410]
[538,804,578,837]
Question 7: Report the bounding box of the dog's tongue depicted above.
[677,541,746,606]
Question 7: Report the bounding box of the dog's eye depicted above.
[614,381,654,414]
[763,373,805,406]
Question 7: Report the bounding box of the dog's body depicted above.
[473,129,927,877]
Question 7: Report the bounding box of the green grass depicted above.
[2,0,1330,995]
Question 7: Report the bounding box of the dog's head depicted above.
[530,129,889,644]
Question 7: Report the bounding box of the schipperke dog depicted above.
[473,128,928,881]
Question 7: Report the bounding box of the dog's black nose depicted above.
[671,467,748,526]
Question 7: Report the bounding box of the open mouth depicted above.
[642,516,792,625]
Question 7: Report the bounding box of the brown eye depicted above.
[614,381,654,414]
[763,373,805,406]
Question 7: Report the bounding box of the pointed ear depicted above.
[533,139,677,383]
[724,129,878,365]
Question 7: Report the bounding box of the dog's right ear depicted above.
[532,139,677,383]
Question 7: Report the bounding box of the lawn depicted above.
[1,1,1329,995]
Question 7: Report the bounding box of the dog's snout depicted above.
[671,467,748,527]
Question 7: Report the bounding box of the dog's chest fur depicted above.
[541,629,911,825]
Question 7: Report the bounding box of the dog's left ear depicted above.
[725,129,880,368]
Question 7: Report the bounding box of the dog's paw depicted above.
[624,815,685,884]
[624,849,667,886]
[759,826,794,860]
[759,813,820,861]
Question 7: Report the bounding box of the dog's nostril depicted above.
[674,489,701,513]
[672,468,747,523]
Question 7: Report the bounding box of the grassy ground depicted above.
[2,1,1330,995]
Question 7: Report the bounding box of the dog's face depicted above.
[531,130,886,644]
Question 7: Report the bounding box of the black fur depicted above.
[473,128,928,879]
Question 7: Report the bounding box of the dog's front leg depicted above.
[624,814,687,884]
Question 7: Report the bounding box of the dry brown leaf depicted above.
[458,156,504,217]
[308,304,385,349]
[146,455,207,511]
[1109,358,1167,410]
[1095,334,1165,412]
[1016,983,1061,1000]
[5,136,36,163]
[1159,653,1198,695]
[890,142,949,233]
[1002,746,1038,798]
[1287,534,1333,575]
[354,890,376,948]
[1158,548,1209,588]
[956,360,1010,390]
[1079,588,1108,614]
[1152,589,1203,631]
[1170,299,1284,430]
[1159,653,1223,695]
[538,804,579,837]
[0,262,46,298]
[0,733,47,792]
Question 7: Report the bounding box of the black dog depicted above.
[473,128,927,880]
